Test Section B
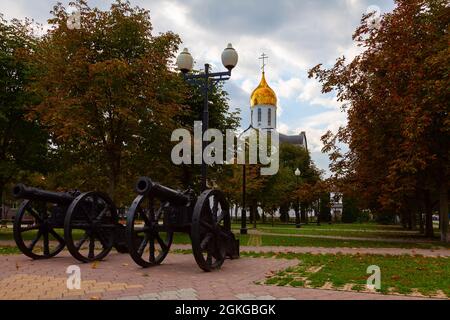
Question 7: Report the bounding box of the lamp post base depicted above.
[296,224,301,229]
[240,228,248,235]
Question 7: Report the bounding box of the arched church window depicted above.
[258,108,261,123]
[268,109,272,126]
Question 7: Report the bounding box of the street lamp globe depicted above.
[295,168,301,177]
[221,43,238,71]
[176,48,194,74]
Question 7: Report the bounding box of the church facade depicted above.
[249,70,308,150]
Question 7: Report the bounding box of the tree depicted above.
[0,15,49,206]
[29,0,186,203]
[310,0,449,240]
[177,80,240,191]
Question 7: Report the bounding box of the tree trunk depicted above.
[424,190,434,238]
[300,203,307,224]
[419,210,424,234]
[439,183,448,242]
[251,200,257,229]
[108,171,117,202]
[407,210,413,230]
[411,204,417,231]
[0,185,3,221]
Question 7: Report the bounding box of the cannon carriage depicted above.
[11,178,240,272]
[126,177,239,272]
[12,184,127,262]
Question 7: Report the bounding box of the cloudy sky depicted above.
[0,0,396,176]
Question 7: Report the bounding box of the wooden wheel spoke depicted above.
[48,228,65,244]
[206,252,213,265]
[200,220,214,231]
[200,233,213,251]
[212,197,219,217]
[88,236,95,259]
[27,230,42,251]
[95,230,110,248]
[137,235,149,256]
[155,233,168,251]
[95,207,108,222]
[80,203,94,223]
[140,211,151,225]
[149,237,156,262]
[43,231,50,255]
[76,233,89,250]
[26,207,43,223]
[216,211,226,225]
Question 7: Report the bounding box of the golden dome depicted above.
[250,72,277,107]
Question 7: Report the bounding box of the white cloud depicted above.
[295,110,348,153]
[0,0,396,175]
[297,79,342,109]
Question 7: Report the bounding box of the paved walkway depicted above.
[172,244,450,257]
[0,252,435,300]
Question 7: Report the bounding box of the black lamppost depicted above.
[295,168,301,228]
[241,162,247,235]
[176,45,238,191]
[238,125,255,235]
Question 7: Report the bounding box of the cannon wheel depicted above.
[13,200,65,259]
[126,195,173,268]
[191,190,231,272]
[64,192,118,262]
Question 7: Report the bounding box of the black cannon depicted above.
[12,184,127,262]
[126,177,239,272]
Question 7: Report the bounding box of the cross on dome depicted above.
[259,53,268,73]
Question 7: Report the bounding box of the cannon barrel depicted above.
[12,183,75,205]
[135,177,190,206]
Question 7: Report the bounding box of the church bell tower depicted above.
[250,54,277,130]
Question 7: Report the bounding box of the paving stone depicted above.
[117,296,140,300]
[0,251,437,301]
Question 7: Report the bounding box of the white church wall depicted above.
[251,105,277,130]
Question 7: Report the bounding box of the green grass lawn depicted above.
[0,246,21,255]
[243,251,450,298]
[231,222,408,231]
[257,235,449,249]
[254,227,442,240]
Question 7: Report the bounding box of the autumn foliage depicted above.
[310,0,449,240]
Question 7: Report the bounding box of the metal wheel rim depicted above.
[64,192,117,263]
[13,200,65,259]
[191,190,231,272]
[126,194,173,268]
